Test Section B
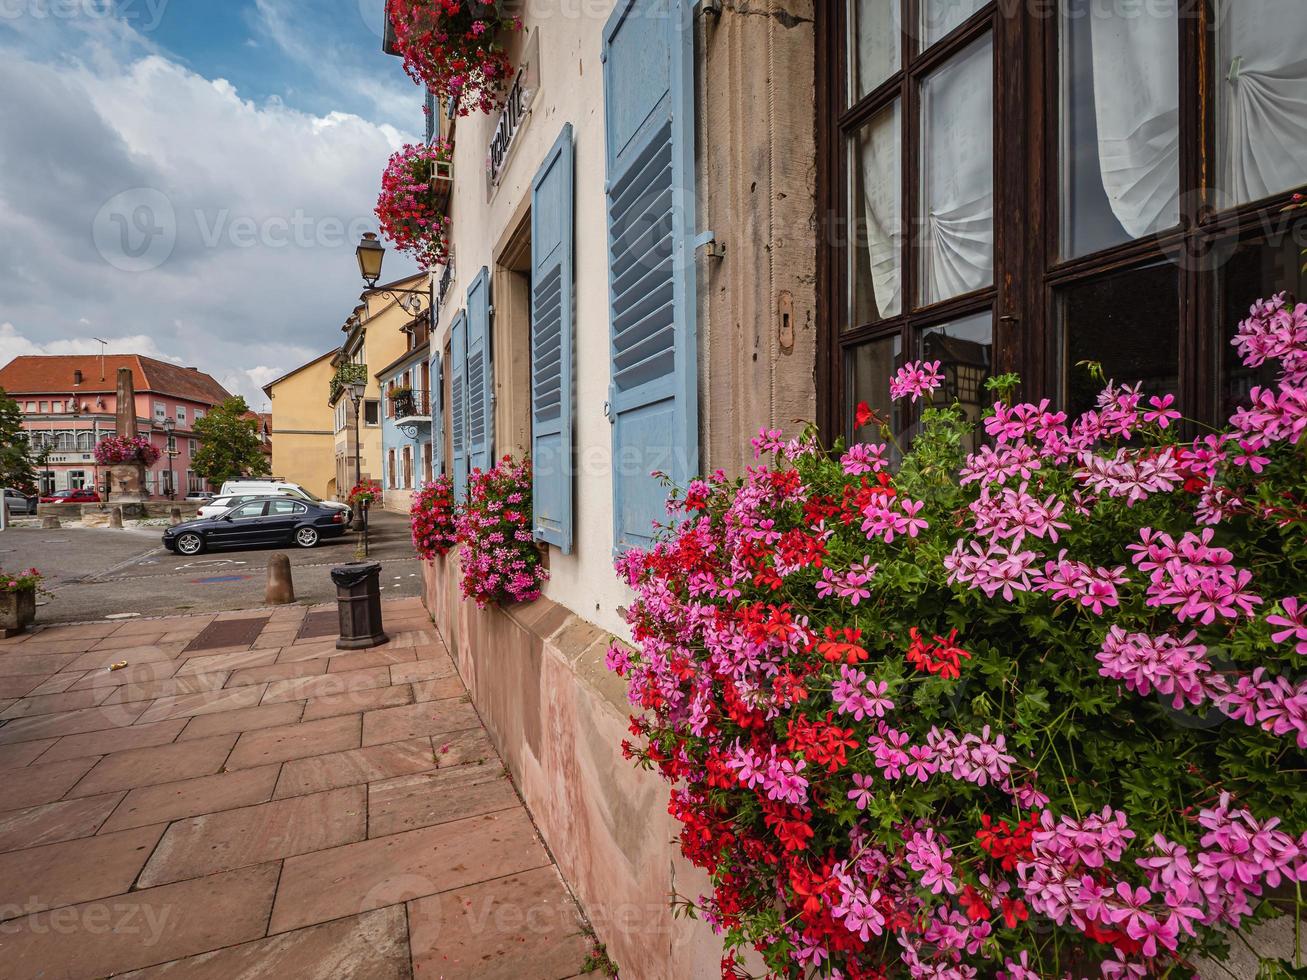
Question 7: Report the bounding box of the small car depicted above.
[219,480,351,522]
[195,494,257,520]
[185,490,213,501]
[161,497,349,556]
[2,488,37,515]
[39,487,101,504]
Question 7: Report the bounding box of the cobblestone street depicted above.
[0,510,424,624]
[0,599,590,979]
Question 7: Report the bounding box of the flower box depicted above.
[0,586,36,638]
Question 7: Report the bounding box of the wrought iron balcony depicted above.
[386,389,432,434]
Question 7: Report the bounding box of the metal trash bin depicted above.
[330,560,388,650]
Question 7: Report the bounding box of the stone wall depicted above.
[421,558,726,978]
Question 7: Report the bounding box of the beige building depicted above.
[328,272,429,499]
[261,351,336,500]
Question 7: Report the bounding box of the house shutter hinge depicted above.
[694,230,725,259]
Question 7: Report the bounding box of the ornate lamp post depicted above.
[346,378,369,554]
[355,233,431,316]
[161,416,179,500]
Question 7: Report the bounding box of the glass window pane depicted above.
[919,33,994,306]
[1058,263,1180,418]
[849,0,901,102]
[846,334,904,444]
[849,101,902,328]
[920,0,985,48]
[1216,234,1306,421]
[1215,0,1307,208]
[1060,0,1179,259]
[921,311,993,451]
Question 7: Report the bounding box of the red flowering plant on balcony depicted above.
[456,453,546,607]
[376,139,454,270]
[609,294,1307,978]
[410,473,458,560]
[386,0,521,116]
[93,434,160,467]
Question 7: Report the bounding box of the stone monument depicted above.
[107,366,148,514]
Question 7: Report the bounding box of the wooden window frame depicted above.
[817,0,1307,438]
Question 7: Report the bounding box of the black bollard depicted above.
[330,560,387,650]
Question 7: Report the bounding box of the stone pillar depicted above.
[699,0,818,478]
[109,366,148,508]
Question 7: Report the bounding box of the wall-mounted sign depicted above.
[486,30,539,191]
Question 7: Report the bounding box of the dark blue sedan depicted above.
[162,496,348,555]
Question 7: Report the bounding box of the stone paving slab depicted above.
[408,866,590,979]
[117,905,412,979]
[0,600,590,979]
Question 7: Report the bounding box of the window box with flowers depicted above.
[456,454,547,607]
[376,139,454,271]
[386,0,522,117]
[390,383,416,418]
[608,294,1307,978]
[0,568,44,637]
[410,474,458,560]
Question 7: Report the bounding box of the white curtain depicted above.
[920,35,994,305]
[852,0,899,100]
[858,102,902,320]
[1217,0,1307,206]
[1089,0,1180,239]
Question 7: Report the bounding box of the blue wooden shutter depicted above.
[465,266,493,477]
[450,311,469,500]
[431,350,444,477]
[602,0,698,553]
[530,124,576,553]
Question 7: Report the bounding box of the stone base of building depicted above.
[421,555,727,977]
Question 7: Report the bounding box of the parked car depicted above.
[185,491,213,501]
[219,480,351,521]
[38,487,101,504]
[195,494,257,520]
[2,488,37,515]
[161,497,348,555]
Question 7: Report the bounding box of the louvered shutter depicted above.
[465,266,494,477]
[431,350,445,477]
[450,311,469,500]
[602,0,698,553]
[530,124,576,553]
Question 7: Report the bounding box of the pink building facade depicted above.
[0,355,233,498]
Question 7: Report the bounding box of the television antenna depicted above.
[92,338,108,381]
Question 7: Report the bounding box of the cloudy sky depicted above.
[0,0,422,408]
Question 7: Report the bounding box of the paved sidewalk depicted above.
[0,599,591,979]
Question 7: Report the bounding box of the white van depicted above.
[218,480,351,519]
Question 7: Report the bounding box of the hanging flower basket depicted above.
[347,480,382,507]
[93,434,160,467]
[386,0,521,116]
[456,454,547,606]
[609,293,1307,978]
[376,139,454,271]
[410,474,458,560]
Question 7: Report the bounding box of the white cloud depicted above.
[0,8,421,418]
[0,322,181,363]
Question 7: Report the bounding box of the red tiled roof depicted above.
[0,355,232,406]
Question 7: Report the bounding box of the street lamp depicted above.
[356,233,385,288]
[355,232,430,316]
[346,378,369,554]
[161,416,178,500]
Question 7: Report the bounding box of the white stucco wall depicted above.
[435,3,631,638]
